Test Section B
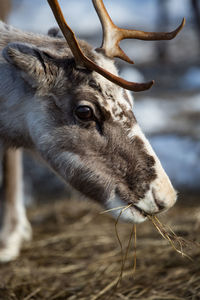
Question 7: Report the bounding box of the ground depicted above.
[0,195,200,300]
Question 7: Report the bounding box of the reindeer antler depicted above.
[93,0,185,64]
[47,0,185,92]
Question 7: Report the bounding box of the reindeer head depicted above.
[2,0,185,223]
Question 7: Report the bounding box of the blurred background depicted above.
[2,0,200,201]
[1,2,200,299]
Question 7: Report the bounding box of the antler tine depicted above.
[47,0,84,66]
[92,0,134,64]
[47,0,154,92]
[92,0,185,64]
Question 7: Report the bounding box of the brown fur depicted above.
[0,19,176,262]
[0,21,160,206]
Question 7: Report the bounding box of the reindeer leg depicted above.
[0,148,32,262]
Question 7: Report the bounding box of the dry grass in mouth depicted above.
[101,205,137,286]
[114,205,137,289]
[93,205,138,299]
[147,215,197,260]
[103,203,197,261]
[103,203,200,293]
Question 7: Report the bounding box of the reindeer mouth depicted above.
[130,203,163,218]
[105,196,150,223]
[130,204,147,218]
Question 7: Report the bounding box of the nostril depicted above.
[155,199,165,211]
[152,188,166,211]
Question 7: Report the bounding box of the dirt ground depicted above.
[0,194,200,300]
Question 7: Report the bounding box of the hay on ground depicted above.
[0,195,200,300]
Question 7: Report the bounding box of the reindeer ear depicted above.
[2,43,56,88]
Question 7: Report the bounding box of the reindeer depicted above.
[0,0,185,262]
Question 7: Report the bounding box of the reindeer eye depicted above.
[75,105,93,121]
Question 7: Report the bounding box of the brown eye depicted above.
[75,105,93,121]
